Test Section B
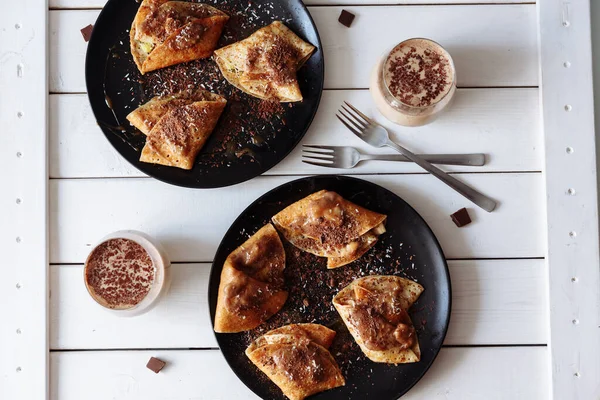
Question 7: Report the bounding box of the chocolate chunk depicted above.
[146,357,166,373]
[450,208,472,227]
[338,10,355,28]
[80,24,94,42]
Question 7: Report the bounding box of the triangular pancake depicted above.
[246,324,345,400]
[272,190,387,269]
[213,21,315,102]
[127,89,225,135]
[214,224,287,333]
[130,1,228,74]
[246,323,336,353]
[139,93,226,170]
[333,276,424,364]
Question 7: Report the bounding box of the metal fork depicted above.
[302,145,486,168]
[336,102,497,212]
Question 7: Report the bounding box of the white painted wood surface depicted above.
[51,347,549,400]
[49,174,545,263]
[50,259,547,350]
[49,5,538,93]
[538,1,600,399]
[50,88,542,178]
[6,0,593,398]
[0,0,48,399]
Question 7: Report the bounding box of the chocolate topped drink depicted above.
[370,38,456,126]
[84,231,170,316]
[85,238,155,309]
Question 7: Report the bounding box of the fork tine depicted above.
[302,152,333,160]
[302,160,334,167]
[336,114,364,138]
[302,150,333,157]
[344,101,374,125]
[302,147,333,155]
[339,107,367,131]
[302,145,336,151]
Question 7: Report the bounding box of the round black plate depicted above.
[209,176,451,399]
[85,0,324,188]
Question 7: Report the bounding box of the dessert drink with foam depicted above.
[84,230,170,316]
[370,38,456,127]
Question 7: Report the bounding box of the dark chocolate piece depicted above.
[80,24,94,42]
[450,208,471,227]
[338,10,355,28]
[146,357,166,373]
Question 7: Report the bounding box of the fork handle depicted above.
[385,140,497,212]
[360,153,485,166]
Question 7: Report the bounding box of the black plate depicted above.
[85,0,324,188]
[209,176,451,399]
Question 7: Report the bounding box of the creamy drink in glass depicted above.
[84,230,171,316]
[370,38,456,127]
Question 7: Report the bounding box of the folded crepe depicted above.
[127,88,224,135]
[246,324,345,400]
[133,89,226,170]
[214,21,315,102]
[130,0,229,74]
[214,224,287,333]
[272,190,387,269]
[333,276,424,364]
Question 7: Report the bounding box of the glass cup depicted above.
[370,38,457,127]
[84,230,171,317]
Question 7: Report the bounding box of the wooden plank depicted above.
[49,5,538,93]
[49,174,545,264]
[0,1,49,399]
[50,259,546,350]
[50,347,549,399]
[48,0,535,9]
[49,88,542,178]
[538,1,600,399]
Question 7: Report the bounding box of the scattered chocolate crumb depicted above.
[450,208,471,227]
[256,100,285,120]
[80,24,94,42]
[146,357,166,373]
[338,10,355,28]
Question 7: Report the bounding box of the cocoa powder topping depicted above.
[385,42,452,107]
[85,238,155,309]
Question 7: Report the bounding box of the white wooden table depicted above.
[2,0,600,399]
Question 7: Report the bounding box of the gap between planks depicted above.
[49,256,545,266]
[48,3,537,11]
[50,344,547,352]
[48,86,540,95]
[48,171,544,180]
